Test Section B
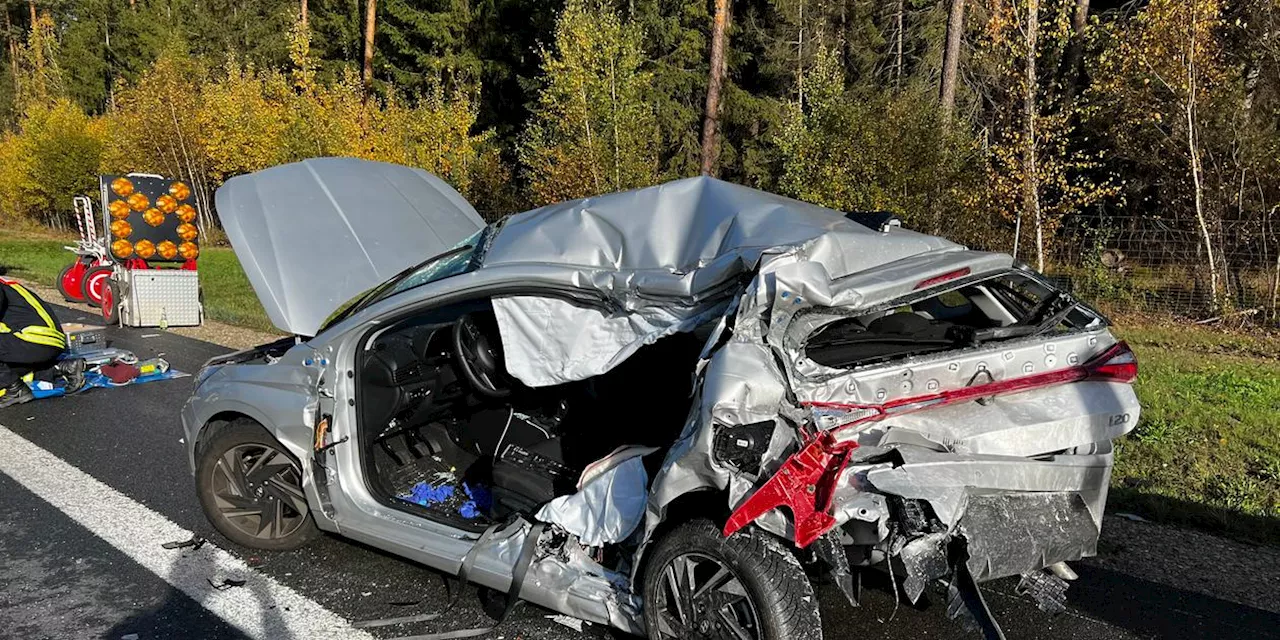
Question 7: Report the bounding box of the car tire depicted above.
[195,419,321,551]
[641,519,822,640]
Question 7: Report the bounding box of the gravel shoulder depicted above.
[16,278,282,351]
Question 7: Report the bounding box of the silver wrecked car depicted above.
[183,157,1140,640]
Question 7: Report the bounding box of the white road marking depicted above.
[0,424,374,640]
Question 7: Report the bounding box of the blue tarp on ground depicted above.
[27,350,188,400]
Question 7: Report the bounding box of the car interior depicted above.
[804,272,1098,368]
[355,297,704,531]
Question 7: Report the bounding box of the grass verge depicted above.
[0,229,274,332]
[1115,320,1280,545]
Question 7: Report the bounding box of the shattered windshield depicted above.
[380,227,487,299]
[321,226,494,331]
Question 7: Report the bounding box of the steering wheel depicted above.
[452,313,512,398]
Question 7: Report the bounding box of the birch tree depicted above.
[518,0,657,205]
[1096,0,1233,307]
[973,0,1114,268]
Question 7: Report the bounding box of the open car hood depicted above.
[214,158,485,337]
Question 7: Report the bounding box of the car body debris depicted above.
[160,535,206,550]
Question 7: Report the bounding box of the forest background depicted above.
[2,0,1279,316]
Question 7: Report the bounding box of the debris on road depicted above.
[1016,570,1070,615]
[207,578,247,591]
[352,612,442,629]
[1114,512,1150,522]
[160,535,206,550]
[545,614,585,632]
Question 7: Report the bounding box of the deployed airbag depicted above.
[536,447,656,546]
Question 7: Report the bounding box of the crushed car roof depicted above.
[483,176,961,300]
[485,176,969,387]
[216,158,485,337]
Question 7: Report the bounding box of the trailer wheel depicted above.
[101,279,120,325]
[81,265,115,306]
[58,261,87,302]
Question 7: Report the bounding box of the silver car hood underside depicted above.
[215,158,485,337]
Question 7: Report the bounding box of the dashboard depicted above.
[361,326,459,440]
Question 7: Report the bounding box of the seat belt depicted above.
[355,520,548,640]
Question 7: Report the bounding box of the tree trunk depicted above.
[4,7,17,97]
[300,0,308,30]
[1024,0,1044,271]
[1060,0,1089,102]
[1186,93,1220,308]
[894,0,904,85]
[580,83,602,192]
[362,0,377,93]
[28,1,35,25]
[939,0,965,121]
[1269,205,1280,317]
[104,11,114,111]
[796,0,804,103]
[700,0,729,176]
[609,56,621,188]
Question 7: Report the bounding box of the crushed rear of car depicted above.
[673,252,1137,636]
[491,178,1140,638]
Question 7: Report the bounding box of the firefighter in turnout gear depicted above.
[0,279,85,408]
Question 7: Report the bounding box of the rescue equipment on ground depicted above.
[27,350,184,400]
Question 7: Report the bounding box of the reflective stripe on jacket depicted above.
[0,282,66,349]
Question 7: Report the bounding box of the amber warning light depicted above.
[101,175,200,262]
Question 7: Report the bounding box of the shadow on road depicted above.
[1068,563,1280,640]
[103,584,254,640]
[814,551,1280,640]
[1109,487,1280,548]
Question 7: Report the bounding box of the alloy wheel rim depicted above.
[210,443,309,539]
[654,552,761,640]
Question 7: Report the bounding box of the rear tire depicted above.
[195,420,321,551]
[641,519,822,640]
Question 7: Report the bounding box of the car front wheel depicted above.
[641,519,822,640]
[195,419,320,551]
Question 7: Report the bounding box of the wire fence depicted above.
[1023,214,1280,323]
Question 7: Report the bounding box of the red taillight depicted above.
[913,266,971,289]
[1085,340,1138,383]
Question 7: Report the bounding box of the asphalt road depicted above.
[2,300,1278,640]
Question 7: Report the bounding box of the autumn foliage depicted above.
[0,16,504,230]
[1,0,1278,320]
